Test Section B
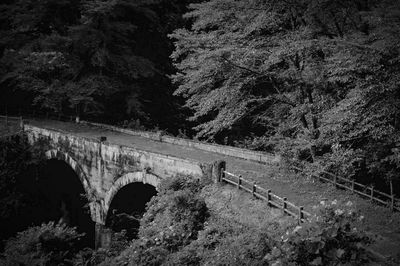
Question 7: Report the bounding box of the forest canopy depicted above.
[170,0,400,191]
[0,0,195,130]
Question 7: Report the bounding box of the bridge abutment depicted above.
[95,223,112,249]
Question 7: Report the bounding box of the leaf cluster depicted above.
[265,201,372,266]
[0,222,84,266]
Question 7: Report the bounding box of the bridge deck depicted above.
[27,119,271,175]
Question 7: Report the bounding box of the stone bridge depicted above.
[22,119,279,247]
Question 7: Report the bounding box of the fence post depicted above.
[219,162,226,183]
[351,180,355,192]
[237,175,242,189]
[252,182,256,197]
[283,197,287,214]
[390,194,394,211]
[390,181,394,211]
[267,190,271,206]
[333,175,337,187]
[298,206,304,224]
[370,186,374,202]
[19,116,24,130]
[212,160,225,183]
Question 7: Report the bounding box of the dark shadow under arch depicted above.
[45,149,91,197]
[105,182,157,240]
[37,159,95,248]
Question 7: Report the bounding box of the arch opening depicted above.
[105,182,157,240]
[36,159,95,248]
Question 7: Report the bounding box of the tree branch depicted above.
[219,56,267,77]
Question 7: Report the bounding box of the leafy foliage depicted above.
[0,222,84,266]
[171,0,400,192]
[265,201,372,266]
[0,0,194,131]
[0,135,48,242]
[73,231,130,266]
[167,217,272,266]
[102,175,209,265]
[0,173,374,266]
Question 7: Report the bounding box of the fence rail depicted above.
[220,170,311,223]
[291,165,400,212]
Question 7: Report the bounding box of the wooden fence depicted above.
[219,169,312,223]
[291,165,400,212]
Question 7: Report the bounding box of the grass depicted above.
[222,163,400,263]
[200,183,293,229]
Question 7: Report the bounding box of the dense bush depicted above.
[101,176,209,265]
[0,135,49,244]
[0,222,83,266]
[166,217,272,266]
[162,201,373,266]
[0,174,374,266]
[265,201,372,266]
[101,176,373,266]
[73,231,130,266]
[102,176,276,266]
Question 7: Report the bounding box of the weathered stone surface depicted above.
[25,124,218,225]
[80,120,281,164]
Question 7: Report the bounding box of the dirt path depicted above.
[26,119,400,261]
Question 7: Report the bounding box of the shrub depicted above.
[160,215,275,266]
[0,222,83,266]
[197,218,272,265]
[104,175,209,265]
[313,145,364,179]
[157,174,205,195]
[265,201,372,266]
[74,230,129,266]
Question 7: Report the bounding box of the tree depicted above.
[0,0,194,131]
[0,135,48,244]
[170,0,400,191]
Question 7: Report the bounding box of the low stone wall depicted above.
[100,141,214,181]
[79,120,280,164]
[24,124,221,183]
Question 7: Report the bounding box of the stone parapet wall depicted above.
[24,124,214,182]
[79,120,280,164]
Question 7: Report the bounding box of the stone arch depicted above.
[103,171,161,219]
[45,149,101,223]
[45,149,91,201]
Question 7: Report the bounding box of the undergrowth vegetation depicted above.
[1,176,376,266]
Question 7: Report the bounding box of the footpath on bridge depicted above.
[21,119,400,260]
